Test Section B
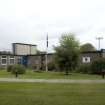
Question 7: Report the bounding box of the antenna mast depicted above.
[96,37,103,50]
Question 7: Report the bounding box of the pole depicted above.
[45,34,48,72]
[99,39,100,50]
[45,48,48,72]
[96,37,103,50]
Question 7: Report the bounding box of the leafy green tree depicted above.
[10,65,26,78]
[77,64,91,74]
[91,57,105,74]
[80,43,96,52]
[54,33,80,75]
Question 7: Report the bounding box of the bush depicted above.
[91,57,105,74]
[76,64,91,74]
[11,64,26,74]
[27,65,33,70]
[0,66,6,70]
[48,62,56,71]
[7,65,13,72]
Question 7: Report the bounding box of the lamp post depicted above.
[96,37,103,50]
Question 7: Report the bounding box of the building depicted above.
[0,42,105,70]
[81,49,105,64]
[0,43,54,70]
[12,43,37,55]
[0,43,38,69]
[27,53,54,70]
[0,54,22,69]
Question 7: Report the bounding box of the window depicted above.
[9,56,15,65]
[10,56,14,59]
[82,57,90,63]
[17,57,22,64]
[2,56,6,58]
[1,56,7,65]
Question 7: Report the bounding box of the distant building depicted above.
[0,54,22,69]
[0,43,38,69]
[27,53,54,70]
[0,53,54,70]
[0,42,105,70]
[12,43,37,55]
[80,49,105,64]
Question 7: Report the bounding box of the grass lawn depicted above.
[0,82,105,105]
[0,70,103,79]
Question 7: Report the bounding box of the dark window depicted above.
[2,59,7,65]
[85,58,88,61]
[10,59,14,64]
[17,57,21,64]
[10,56,14,59]
[2,56,6,58]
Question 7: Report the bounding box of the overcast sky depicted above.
[0,0,105,52]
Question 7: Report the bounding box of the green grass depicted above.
[0,82,105,105]
[0,70,103,79]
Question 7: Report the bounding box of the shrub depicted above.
[91,57,105,74]
[76,64,91,74]
[7,65,13,72]
[0,66,6,70]
[11,64,26,74]
[48,62,56,71]
[27,65,33,70]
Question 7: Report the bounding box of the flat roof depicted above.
[0,53,54,56]
[12,43,37,46]
[0,54,22,56]
[81,51,101,54]
[26,53,54,56]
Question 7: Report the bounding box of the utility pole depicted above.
[96,37,103,50]
[45,34,48,72]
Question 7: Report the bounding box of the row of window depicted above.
[0,55,91,65]
[0,56,22,65]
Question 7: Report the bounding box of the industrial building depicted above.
[12,43,37,55]
[0,43,105,70]
[0,43,53,70]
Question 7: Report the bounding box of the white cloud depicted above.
[0,0,105,52]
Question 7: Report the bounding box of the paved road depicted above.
[0,78,105,83]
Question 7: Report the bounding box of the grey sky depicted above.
[0,0,105,52]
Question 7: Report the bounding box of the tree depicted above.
[8,65,26,78]
[91,57,105,74]
[54,33,80,75]
[80,43,96,52]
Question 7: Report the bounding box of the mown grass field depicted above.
[0,70,103,79]
[0,82,105,105]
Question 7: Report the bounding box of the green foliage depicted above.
[27,65,33,70]
[80,43,96,52]
[0,70,102,79]
[0,66,5,70]
[54,33,80,74]
[48,62,56,71]
[76,64,91,74]
[7,65,13,72]
[11,64,26,74]
[91,57,105,74]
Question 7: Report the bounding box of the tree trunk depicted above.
[15,72,18,78]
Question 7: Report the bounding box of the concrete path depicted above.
[0,78,105,83]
